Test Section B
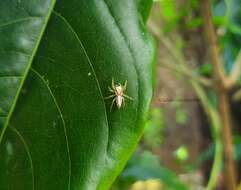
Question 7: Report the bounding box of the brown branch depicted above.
[219,94,237,190]
[200,0,226,89]
[200,0,237,189]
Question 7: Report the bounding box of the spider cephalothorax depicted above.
[105,78,133,110]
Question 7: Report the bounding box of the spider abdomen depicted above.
[116,95,124,108]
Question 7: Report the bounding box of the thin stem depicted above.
[191,82,222,190]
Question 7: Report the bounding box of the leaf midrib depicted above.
[0,0,57,144]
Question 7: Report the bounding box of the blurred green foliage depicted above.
[192,136,241,170]
[112,151,188,190]
[213,0,241,72]
[197,63,213,77]
[174,146,189,162]
[143,108,165,148]
[171,100,188,125]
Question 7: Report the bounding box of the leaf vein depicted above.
[0,17,42,29]
[9,126,35,190]
[31,68,71,190]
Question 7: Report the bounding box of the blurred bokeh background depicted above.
[111,0,241,189]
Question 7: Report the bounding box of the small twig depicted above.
[226,50,241,89]
[232,88,241,102]
[160,63,212,87]
[191,81,222,190]
[149,20,212,87]
[149,17,212,87]
[148,20,161,39]
[149,19,193,65]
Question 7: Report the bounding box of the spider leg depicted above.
[108,86,114,92]
[123,94,133,100]
[104,94,115,99]
[110,98,116,111]
[123,80,127,91]
[112,78,115,89]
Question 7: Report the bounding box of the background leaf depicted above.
[118,151,188,190]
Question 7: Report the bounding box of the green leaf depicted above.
[0,0,155,190]
[136,0,153,23]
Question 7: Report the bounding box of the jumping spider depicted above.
[105,78,133,110]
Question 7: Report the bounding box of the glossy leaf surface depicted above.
[0,0,155,189]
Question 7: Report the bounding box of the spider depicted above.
[105,78,133,111]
